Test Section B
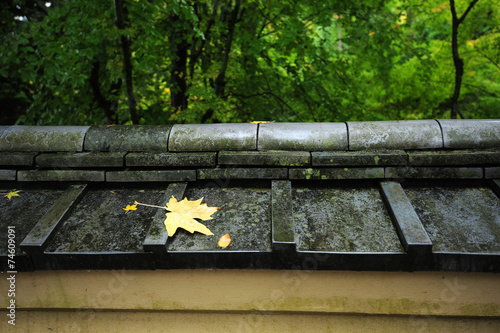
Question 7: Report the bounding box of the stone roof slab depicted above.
[438,119,500,149]
[84,125,172,152]
[258,122,347,151]
[169,123,256,151]
[347,120,442,150]
[0,126,89,152]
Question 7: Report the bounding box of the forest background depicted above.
[1,0,499,125]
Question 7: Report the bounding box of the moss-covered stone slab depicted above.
[45,188,168,252]
[380,182,432,255]
[0,126,90,152]
[408,149,500,166]
[258,122,347,151]
[0,188,63,255]
[169,123,256,151]
[84,125,172,152]
[492,180,500,198]
[0,126,11,137]
[143,183,187,253]
[485,167,500,179]
[198,168,287,179]
[0,169,16,181]
[219,151,310,166]
[20,185,87,254]
[18,170,105,182]
[127,152,216,167]
[386,167,483,179]
[438,119,500,149]
[106,170,196,182]
[167,182,272,252]
[0,152,37,166]
[289,167,384,180]
[292,186,403,252]
[404,185,500,253]
[347,120,442,150]
[312,151,406,166]
[36,152,125,168]
[271,180,295,252]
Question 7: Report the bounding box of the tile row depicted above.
[3,179,500,271]
[1,149,499,168]
[1,167,498,182]
[0,120,499,152]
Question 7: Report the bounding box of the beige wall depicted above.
[1,270,499,332]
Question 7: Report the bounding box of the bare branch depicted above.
[458,0,479,24]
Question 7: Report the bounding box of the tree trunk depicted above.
[90,61,121,124]
[114,0,139,124]
[449,0,478,119]
[214,0,241,98]
[169,15,189,112]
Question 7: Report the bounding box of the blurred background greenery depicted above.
[1,0,499,125]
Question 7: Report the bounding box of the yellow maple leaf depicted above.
[4,190,21,200]
[164,196,220,237]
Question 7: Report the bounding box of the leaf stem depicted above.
[134,201,169,210]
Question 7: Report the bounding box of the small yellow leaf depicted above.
[123,202,138,211]
[5,190,21,200]
[250,121,274,124]
[369,32,375,37]
[218,234,231,248]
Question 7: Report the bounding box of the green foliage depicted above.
[1,0,498,125]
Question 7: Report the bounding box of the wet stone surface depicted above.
[84,125,172,152]
[218,151,310,166]
[258,122,348,151]
[18,170,105,182]
[0,126,10,137]
[106,170,196,182]
[438,119,500,149]
[36,152,125,168]
[289,167,384,180]
[312,151,407,166]
[407,149,500,166]
[485,167,500,179]
[347,120,442,150]
[0,152,37,166]
[167,182,272,252]
[404,186,500,253]
[198,168,287,180]
[272,181,294,243]
[0,170,16,181]
[127,152,216,167]
[0,126,89,152]
[292,186,403,252]
[169,123,256,151]
[0,188,63,254]
[385,167,483,179]
[46,189,167,252]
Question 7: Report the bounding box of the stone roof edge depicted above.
[0,120,499,152]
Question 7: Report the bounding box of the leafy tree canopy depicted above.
[1,0,499,125]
